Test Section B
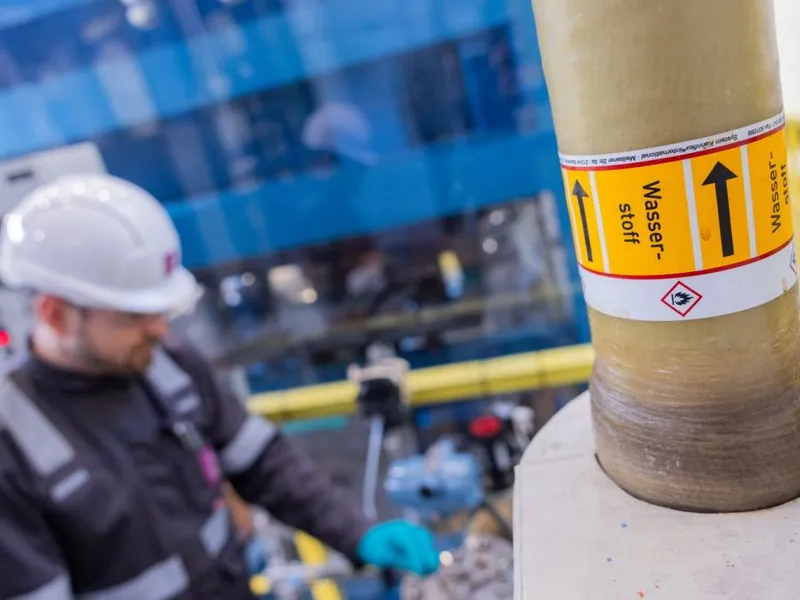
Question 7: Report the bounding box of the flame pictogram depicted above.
[661,281,702,317]
[672,291,693,306]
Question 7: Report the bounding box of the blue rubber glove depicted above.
[356,520,439,576]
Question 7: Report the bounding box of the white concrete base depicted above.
[514,391,800,599]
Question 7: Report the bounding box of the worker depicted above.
[0,174,440,599]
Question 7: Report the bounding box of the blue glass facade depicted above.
[0,0,590,391]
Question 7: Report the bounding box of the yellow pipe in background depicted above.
[789,119,800,229]
[247,343,594,421]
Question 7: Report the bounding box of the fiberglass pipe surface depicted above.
[531,0,800,511]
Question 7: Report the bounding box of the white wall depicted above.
[776,0,800,119]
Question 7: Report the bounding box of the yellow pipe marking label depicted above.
[560,113,796,321]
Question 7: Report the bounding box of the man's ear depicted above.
[33,295,73,336]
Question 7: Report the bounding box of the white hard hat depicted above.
[0,173,201,315]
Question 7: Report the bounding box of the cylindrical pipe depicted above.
[363,416,385,522]
[532,0,800,511]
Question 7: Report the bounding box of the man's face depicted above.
[76,309,169,373]
[38,296,170,374]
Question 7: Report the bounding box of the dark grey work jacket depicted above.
[0,341,371,599]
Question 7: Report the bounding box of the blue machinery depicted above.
[351,353,512,528]
[383,440,484,521]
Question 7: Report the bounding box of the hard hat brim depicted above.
[0,259,203,316]
[103,266,203,316]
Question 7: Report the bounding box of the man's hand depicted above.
[356,520,439,576]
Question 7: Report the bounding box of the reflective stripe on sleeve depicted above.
[200,507,231,557]
[219,416,276,475]
[9,573,72,600]
[50,468,90,504]
[76,557,189,600]
[174,394,200,414]
[0,379,74,476]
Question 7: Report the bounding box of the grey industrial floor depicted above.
[288,417,400,520]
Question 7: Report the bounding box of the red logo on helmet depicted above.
[164,251,179,276]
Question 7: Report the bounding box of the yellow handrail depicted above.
[247,343,595,421]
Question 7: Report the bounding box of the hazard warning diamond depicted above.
[661,281,702,317]
[791,247,797,275]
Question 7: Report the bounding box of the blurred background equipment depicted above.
[351,345,513,539]
[0,0,591,389]
[245,347,519,599]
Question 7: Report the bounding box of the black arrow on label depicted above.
[572,180,593,263]
[702,161,738,258]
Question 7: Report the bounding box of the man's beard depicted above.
[63,333,157,375]
[126,343,157,373]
